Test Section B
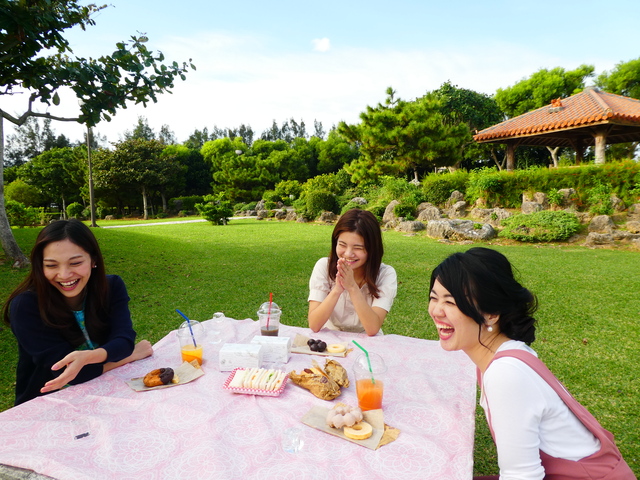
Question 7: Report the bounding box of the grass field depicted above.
[0,217,638,477]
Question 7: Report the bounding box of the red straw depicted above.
[267,292,273,328]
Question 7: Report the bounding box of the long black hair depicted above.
[3,219,110,346]
[328,208,384,298]
[430,247,538,345]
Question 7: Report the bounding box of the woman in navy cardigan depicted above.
[3,219,152,405]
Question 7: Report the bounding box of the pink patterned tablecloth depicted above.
[0,318,476,480]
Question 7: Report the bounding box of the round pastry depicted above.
[326,344,346,354]
[143,368,175,387]
[326,404,364,428]
[343,421,373,440]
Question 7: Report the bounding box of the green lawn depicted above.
[0,218,638,477]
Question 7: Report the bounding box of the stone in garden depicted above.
[255,200,266,211]
[256,210,268,220]
[445,191,465,208]
[104,215,114,221]
[296,216,308,223]
[247,210,257,217]
[396,221,425,233]
[612,230,631,241]
[285,211,297,221]
[274,210,287,220]
[533,192,549,209]
[521,202,543,214]
[448,201,467,219]
[557,188,576,208]
[584,232,613,246]
[350,197,368,205]
[588,215,615,233]
[626,221,640,234]
[417,205,442,222]
[319,211,337,223]
[470,207,512,227]
[426,219,496,241]
[382,200,401,224]
[628,203,640,219]
[611,195,625,212]
[416,202,434,213]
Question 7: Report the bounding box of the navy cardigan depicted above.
[9,275,136,405]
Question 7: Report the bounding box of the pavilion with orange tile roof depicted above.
[473,87,640,170]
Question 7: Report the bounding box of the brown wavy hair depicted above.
[327,209,384,298]
[3,219,110,347]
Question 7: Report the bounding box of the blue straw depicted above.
[352,340,375,384]
[176,309,198,348]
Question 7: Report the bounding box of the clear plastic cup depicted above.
[257,302,281,336]
[176,320,205,365]
[353,352,387,411]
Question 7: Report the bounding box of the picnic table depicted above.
[0,317,476,480]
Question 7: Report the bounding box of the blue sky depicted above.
[4,0,640,144]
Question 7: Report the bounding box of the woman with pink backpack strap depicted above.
[428,247,634,480]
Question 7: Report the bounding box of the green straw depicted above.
[352,340,375,384]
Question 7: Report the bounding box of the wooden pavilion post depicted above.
[506,142,516,172]
[593,128,607,165]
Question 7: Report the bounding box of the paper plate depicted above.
[223,368,288,397]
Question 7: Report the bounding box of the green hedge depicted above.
[499,211,581,242]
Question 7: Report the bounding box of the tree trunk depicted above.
[546,146,560,167]
[142,185,148,220]
[61,196,67,220]
[0,115,30,268]
[490,147,504,171]
[161,192,168,213]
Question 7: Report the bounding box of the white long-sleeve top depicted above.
[481,340,601,480]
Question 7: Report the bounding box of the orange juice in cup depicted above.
[181,344,203,365]
[176,320,205,365]
[353,352,387,411]
[356,378,384,411]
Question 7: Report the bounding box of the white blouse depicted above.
[481,340,601,480]
[307,257,397,334]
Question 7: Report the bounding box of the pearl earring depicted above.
[487,325,494,332]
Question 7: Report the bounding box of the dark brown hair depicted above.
[328,209,384,298]
[3,219,110,346]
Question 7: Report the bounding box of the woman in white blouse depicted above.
[308,209,397,336]
[428,247,633,480]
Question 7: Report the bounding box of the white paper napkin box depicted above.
[219,343,263,371]
[250,336,291,364]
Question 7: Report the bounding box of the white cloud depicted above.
[2,33,615,145]
[312,38,331,53]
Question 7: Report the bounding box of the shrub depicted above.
[546,189,563,207]
[500,211,580,242]
[422,170,469,205]
[242,202,258,211]
[306,191,338,219]
[274,180,303,200]
[340,202,364,214]
[66,202,85,219]
[5,200,41,227]
[169,196,204,212]
[587,182,614,215]
[367,204,386,221]
[262,190,282,203]
[394,203,416,220]
[264,201,276,210]
[195,194,234,225]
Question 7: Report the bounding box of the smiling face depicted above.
[335,231,368,272]
[428,279,485,356]
[42,239,93,309]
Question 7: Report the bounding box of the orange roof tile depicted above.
[474,88,640,147]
